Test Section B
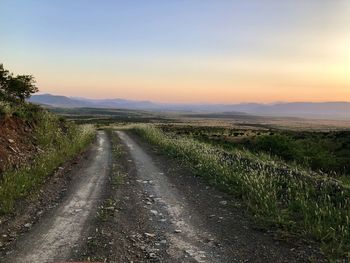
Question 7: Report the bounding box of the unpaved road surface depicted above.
[109,131,322,263]
[1,130,323,262]
[2,131,111,263]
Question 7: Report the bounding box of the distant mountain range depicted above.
[29,94,158,109]
[29,94,350,120]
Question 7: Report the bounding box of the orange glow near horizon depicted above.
[31,50,350,104]
[2,1,350,104]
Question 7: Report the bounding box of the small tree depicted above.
[0,64,39,103]
[7,75,38,102]
[0,64,10,101]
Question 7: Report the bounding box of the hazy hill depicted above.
[29,94,91,107]
[29,94,350,120]
[30,94,158,109]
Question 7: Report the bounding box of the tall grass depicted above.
[133,124,350,258]
[0,109,96,214]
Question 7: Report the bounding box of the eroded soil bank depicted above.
[0,116,36,173]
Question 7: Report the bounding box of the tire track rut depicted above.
[2,131,111,263]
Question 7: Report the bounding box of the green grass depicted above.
[159,124,350,178]
[133,124,350,259]
[0,101,43,120]
[106,129,125,188]
[0,108,96,214]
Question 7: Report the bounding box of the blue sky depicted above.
[1,1,349,102]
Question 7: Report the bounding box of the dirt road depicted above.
[2,131,111,263]
[1,130,322,262]
[108,131,321,263]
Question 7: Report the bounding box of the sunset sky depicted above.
[1,1,350,103]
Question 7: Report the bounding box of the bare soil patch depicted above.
[0,117,37,173]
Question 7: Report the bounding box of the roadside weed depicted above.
[133,124,350,259]
[0,110,96,214]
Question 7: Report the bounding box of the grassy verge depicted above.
[0,108,96,214]
[159,124,350,178]
[133,124,350,259]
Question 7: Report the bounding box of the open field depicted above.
[49,107,173,125]
[51,106,350,131]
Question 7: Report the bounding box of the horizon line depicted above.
[34,93,350,105]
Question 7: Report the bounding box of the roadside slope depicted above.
[1,131,111,263]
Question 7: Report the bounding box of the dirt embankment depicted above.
[0,117,38,173]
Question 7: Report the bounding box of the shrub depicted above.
[0,64,38,104]
[254,135,299,161]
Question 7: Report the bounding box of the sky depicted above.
[1,0,350,103]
